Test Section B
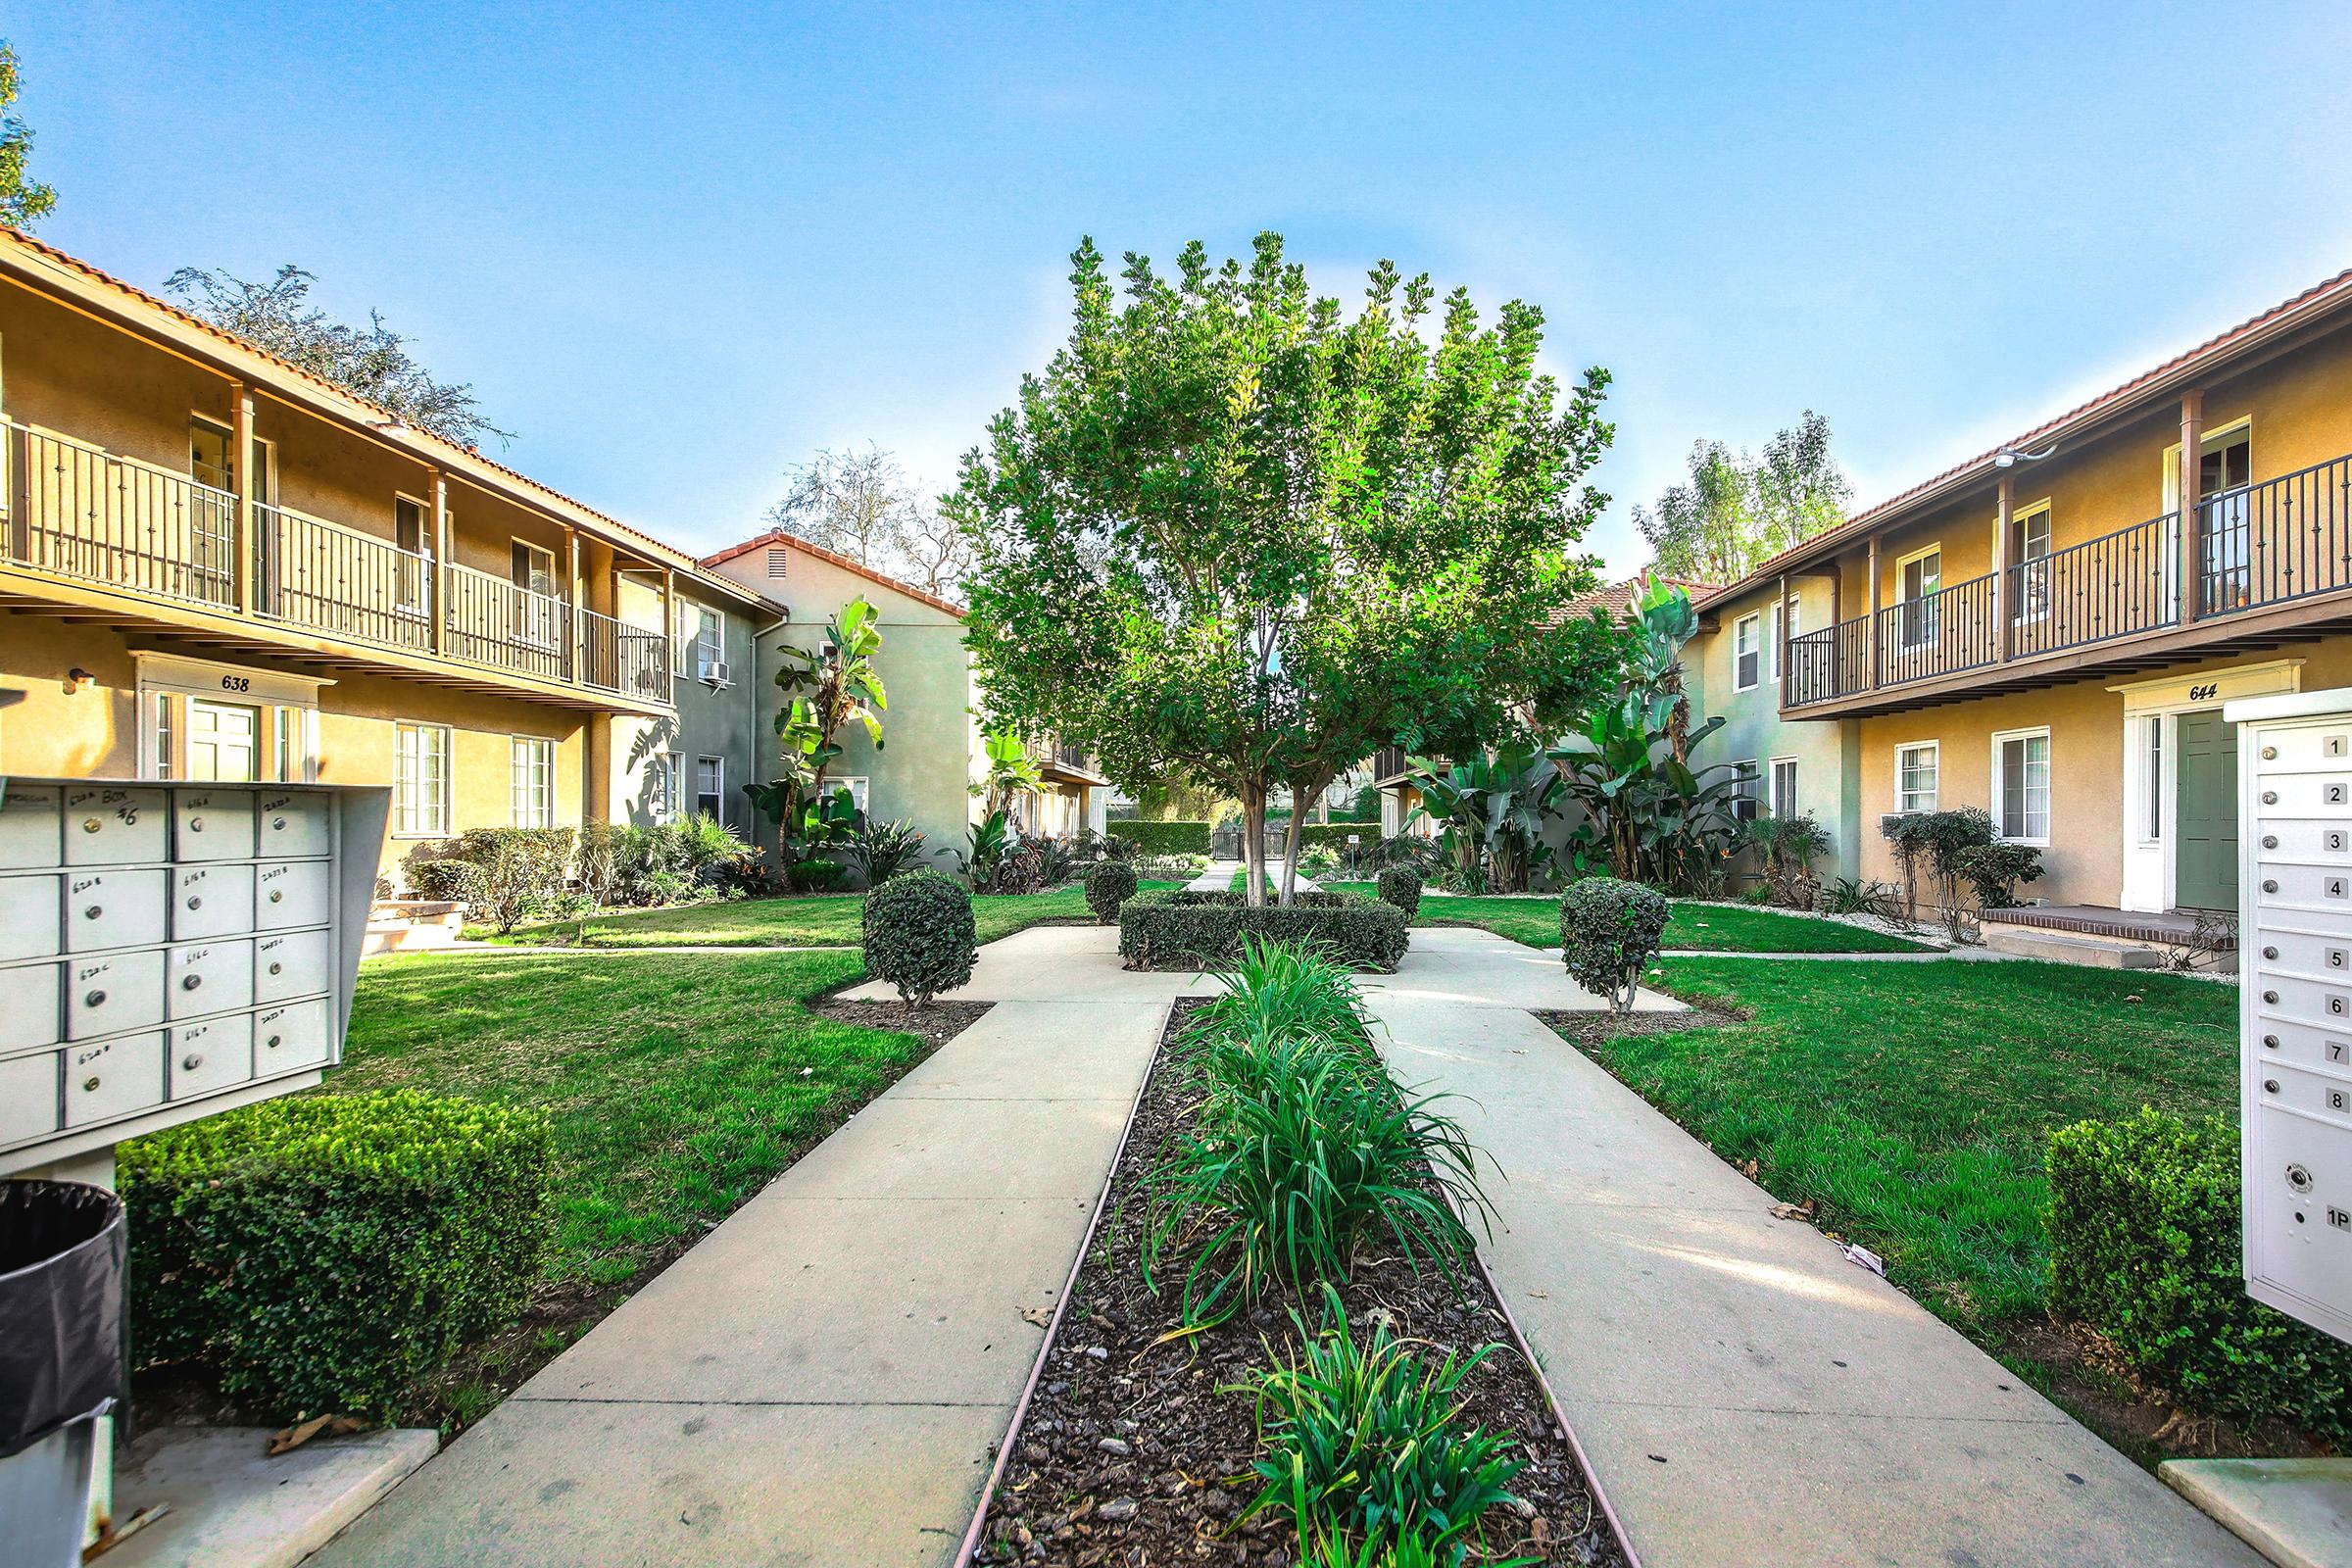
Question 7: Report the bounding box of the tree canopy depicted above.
[1633,410,1851,584]
[0,41,56,229]
[765,443,970,599]
[162,265,510,451]
[951,232,1615,904]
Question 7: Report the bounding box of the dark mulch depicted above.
[1534,1004,1740,1048]
[806,997,994,1050]
[977,1001,1627,1568]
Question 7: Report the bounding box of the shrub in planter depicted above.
[1104,819,1213,857]
[1558,877,1671,1014]
[1118,890,1408,972]
[864,868,978,1006]
[2047,1108,2352,1445]
[1955,841,2044,908]
[1376,865,1423,917]
[1085,860,1139,922]
[120,1089,554,1421]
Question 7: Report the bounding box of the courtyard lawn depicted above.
[324,949,908,1288]
[473,880,1183,949]
[1578,957,2235,1330]
[1321,883,1929,954]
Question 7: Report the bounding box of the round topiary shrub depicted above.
[863,868,977,1007]
[1376,865,1423,917]
[1085,859,1140,923]
[1559,877,1671,1015]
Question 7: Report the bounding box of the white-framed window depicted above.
[650,751,684,824]
[2142,715,2164,843]
[273,707,308,783]
[1760,599,1797,685]
[151,692,175,781]
[1896,545,1942,648]
[673,599,727,677]
[395,722,452,836]
[1769,757,1799,818]
[696,756,725,819]
[827,774,870,816]
[1732,760,1761,823]
[511,736,556,828]
[1734,612,1761,691]
[1993,727,2051,844]
[1895,741,1939,813]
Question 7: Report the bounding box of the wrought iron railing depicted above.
[252,501,436,652]
[2,420,238,607]
[2008,511,2179,658]
[2199,452,2352,616]
[1875,569,1998,687]
[445,561,568,682]
[576,603,670,702]
[1783,615,1868,708]
[1372,745,1412,783]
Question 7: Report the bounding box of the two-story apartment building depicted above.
[0,226,781,885]
[1741,264,2352,935]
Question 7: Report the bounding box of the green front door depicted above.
[2176,710,2238,911]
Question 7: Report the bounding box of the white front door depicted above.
[186,698,262,782]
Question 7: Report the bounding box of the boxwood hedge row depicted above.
[1117,889,1407,972]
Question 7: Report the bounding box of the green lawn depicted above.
[323,949,912,1288]
[1579,958,2235,1329]
[472,880,1183,949]
[1320,883,1928,954]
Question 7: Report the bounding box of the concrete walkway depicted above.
[1357,984,2264,1567]
[1185,857,1317,892]
[315,932,1201,1567]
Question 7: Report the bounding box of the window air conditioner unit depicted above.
[699,658,732,689]
[1879,811,1916,834]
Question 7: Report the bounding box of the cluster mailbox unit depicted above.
[0,777,387,1176]
[2229,690,2352,1347]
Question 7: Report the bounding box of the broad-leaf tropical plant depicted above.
[760,596,886,858]
[1403,745,1563,894]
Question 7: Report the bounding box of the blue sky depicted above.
[15,2,2352,574]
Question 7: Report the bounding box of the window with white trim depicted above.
[1732,760,1761,823]
[828,775,870,817]
[1734,612,1761,691]
[696,756,725,819]
[1763,599,1798,684]
[511,736,556,828]
[2143,716,2163,841]
[396,722,452,836]
[1768,757,1799,818]
[1994,728,2050,843]
[1895,742,1938,813]
[650,751,684,824]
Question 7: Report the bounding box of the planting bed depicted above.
[974,1000,1625,1568]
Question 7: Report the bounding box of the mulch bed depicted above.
[1534,1004,1739,1048]
[807,997,995,1050]
[975,1000,1627,1568]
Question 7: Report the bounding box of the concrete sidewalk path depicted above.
[312,986,1172,1568]
[1359,986,2264,1568]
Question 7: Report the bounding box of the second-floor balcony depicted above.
[1,419,671,710]
[1784,449,2352,714]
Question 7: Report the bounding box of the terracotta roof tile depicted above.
[701,528,968,618]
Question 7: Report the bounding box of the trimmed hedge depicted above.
[1296,822,1380,851]
[1377,865,1423,917]
[120,1089,555,1421]
[863,868,977,1005]
[2047,1108,2352,1445]
[1117,889,1407,972]
[1559,877,1671,1014]
[1105,820,1213,857]
[1085,860,1140,923]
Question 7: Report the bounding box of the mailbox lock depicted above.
[268,961,283,976]
[82,905,101,921]
[80,818,99,834]
[269,890,283,905]
[265,1033,282,1050]
[83,989,105,1007]
[188,817,204,833]
[2264,880,2280,894]
[181,974,202,991]
[2265,790,2280,805]
[2263,745,2280,760]
[81,1075,99,1093]
[2265,946,2280,959]
[272,816,287,831]
[180,1053,203,1071]
[185,896,202,911]
[2265,990,2281,1004]
[2266,1078,2282,1095]
[2265,835,2280,849]
[2290,1163,2317,1195]
[2264,1033,2281,1049]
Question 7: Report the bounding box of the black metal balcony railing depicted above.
[0,418,671,705]
[2202,451,2352,614]
[2009,511,2179,659]
[1873,569,2000,688]
[1372,745,1411,783]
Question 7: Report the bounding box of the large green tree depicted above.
[1633,410,1851,584]
[952,233,1615,906]
[0,41,57,229]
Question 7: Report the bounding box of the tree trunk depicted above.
[1240,778,1268,908]
[1279,808,1304,907]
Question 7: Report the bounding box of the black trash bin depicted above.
[0,1180,127,1565]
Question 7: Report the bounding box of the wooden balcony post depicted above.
[564,526,580,682]
[1775,572,1790,707]
[429,468,450,655]
[1993,474,2013,662]
[2180,390,2205,625]
[661,566,677,700]
[1866,535,1883,690]
[230,384,254,614]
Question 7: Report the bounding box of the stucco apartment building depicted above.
[0,226,805,886]
[1719,263,2352,934]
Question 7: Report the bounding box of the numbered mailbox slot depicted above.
[256,791,331,858]
[2256,928,2352,979]
[0,872,61,961]
[254,859,330,930]
[66,949,164,1041]
[61,785,167,865]
[167,1013,254,1101]
[0,785,63,869]
[2258,728,2352,772]
[0,960,62,1049]
[0,1050,61,1148]
[172,863,256,941]
[254,928,332,1004]
[167,938,253,1020]
[2251,1116,2352,1307]
[2254,862,2352,911]
[254,998,331,1072]
[172,788,257,860]
[64,1031,165,1128]
[2258,820,2352,861]
[63,868,166,953]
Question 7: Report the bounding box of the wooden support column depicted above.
[230,383,255,614]
[1866,535,1883,690]
[661,566,677,701]
[428,468,450,654]
[2180,390,2205,625]
[1993,474,2014,662]
[1775,572,1791,707]
[564,526,580,682]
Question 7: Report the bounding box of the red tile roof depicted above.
[701,528,968,618]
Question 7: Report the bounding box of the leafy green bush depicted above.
[1084,859,1139,922]
[120,1090,554,1421]
[1236,1290,1524,1561]
[1559,877,1671,1014]
[788,858,851,894]
[1105,819,1213,857]
[1118,889,1408,971]
[2047,1108,2352,1445]
[1296,822,1378,852]
[863,868,977,1006]
[403,828,575,932]
[1376,866,1422,917]
[1956,841,2045,908]
[403,856,484,905]
[1298,845,1341,877]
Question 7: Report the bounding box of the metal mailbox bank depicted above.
[2227,690,2352,1346]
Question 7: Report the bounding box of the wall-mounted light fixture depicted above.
[1992,442,2058,468]
[64,668,92,694]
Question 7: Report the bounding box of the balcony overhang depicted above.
[1039,759,1109,787]
[1781,590,2352,719]
[0,564,673,716]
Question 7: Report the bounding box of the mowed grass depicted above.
[476,881,1183,949]
[1320,883,1927,954]
[322,949,914,1288]
[1580,957,2236,1328]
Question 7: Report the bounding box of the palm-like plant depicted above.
[1402,744,1562,893]
[1551,693,1745,893]
[763,597,887,858]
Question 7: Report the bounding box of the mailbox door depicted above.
[167,938,255,1020]
[253,928,333,1003]
[64,1032,165,1127]
[172,789,259,861]
[254,859,331,930]
[0,786,63,869]
[254,999,332,1072]
[168,1013,255,1101]
[0,961,62,1049]
[171,863,257,941]
[64,869,168,953]
[66,949,166,1041]
[0,873,61,961]
[256,791,332,858]
[0,1052,60,1147]
[61,786,168,865]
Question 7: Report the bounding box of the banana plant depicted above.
[969,726,1045,825]
[1403,744,1564,893]
[1551,692,1745,893]
[767,597,886,859]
